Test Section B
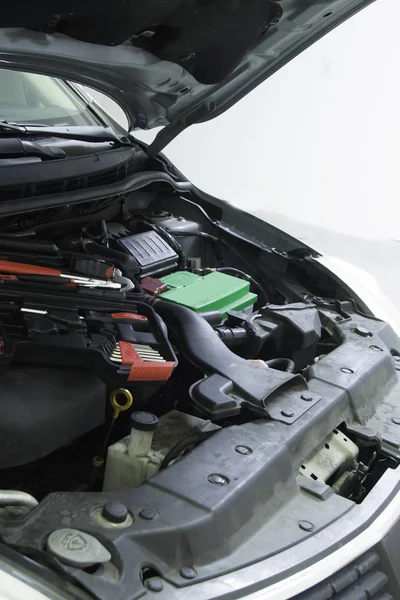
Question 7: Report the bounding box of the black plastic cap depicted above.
[131,411,158,432]
[102,502,128,524]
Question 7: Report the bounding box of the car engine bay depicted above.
[0,184,399,597]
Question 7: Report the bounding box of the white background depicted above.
[90,0,400,303]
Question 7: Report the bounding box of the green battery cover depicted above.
[159,271,257,316]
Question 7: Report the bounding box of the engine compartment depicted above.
[0,188,399,596]
[1,197,301,493]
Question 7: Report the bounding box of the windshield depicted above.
[0,69,102,127]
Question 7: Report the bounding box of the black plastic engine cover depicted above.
[0,366,105,468]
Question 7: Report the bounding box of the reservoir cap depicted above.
[131,411,158,431]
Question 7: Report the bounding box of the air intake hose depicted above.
[152,299,302,408]
[82,239,140,277]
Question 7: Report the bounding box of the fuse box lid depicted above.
[159,271,257,316]
[118,231,178,277]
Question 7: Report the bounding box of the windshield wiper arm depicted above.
[0,122,133,146]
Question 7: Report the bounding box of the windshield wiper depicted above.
[0,121,133,146]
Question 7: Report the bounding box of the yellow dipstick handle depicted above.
[110,388,133,420]
[91,389,133,483]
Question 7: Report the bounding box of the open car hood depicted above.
[1,0,374,153]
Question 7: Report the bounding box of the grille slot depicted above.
[292,551,392,600]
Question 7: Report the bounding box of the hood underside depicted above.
[1,0,374,149]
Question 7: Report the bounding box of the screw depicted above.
[353,326,372,337]
[335,315,344,322]
[298,520,315,532]
[391,418,400,425]
[139,508,156,520]
[370,345,383,352]
[208,473,229,486]
[341,367,354,374]
[179,567,197,579]
[235,445,253,455]
[281,409,294,418]
[301,394,313,402]
[145,578,164,592]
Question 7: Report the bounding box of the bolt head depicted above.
[281,409,294,418]
[179,567,197,579]
[145,577,164,592]
[301,394,313,402]
[139,508,156,520]
[235,445,253,455]
[391,417,400,425]
[298,520,315,532]
[207,473,229,486]
[341,367,354,374]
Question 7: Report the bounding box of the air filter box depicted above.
[159,271,257,317]
[117,231,178,277]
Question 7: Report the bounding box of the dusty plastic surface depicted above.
[5,302,400,600]
[103,427,158,491]
[159,271,257,316]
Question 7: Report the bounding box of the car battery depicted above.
[158,270,257,317]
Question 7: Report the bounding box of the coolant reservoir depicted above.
[103,412,159,492]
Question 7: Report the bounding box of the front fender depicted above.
[313,254,400,337]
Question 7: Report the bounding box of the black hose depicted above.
[215,326,248,347]
[198,311,224,326]
[0,230,37,238]
[174,231,219,242]
[160,430,216,469]
[266,358,295,373]
[100,220,109,248]
[151,299,296,402]
[217,267,268,306]
[173,231,223,262]
[82,239,140,277]
[174,196,269,278]
[0,237,60,255]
